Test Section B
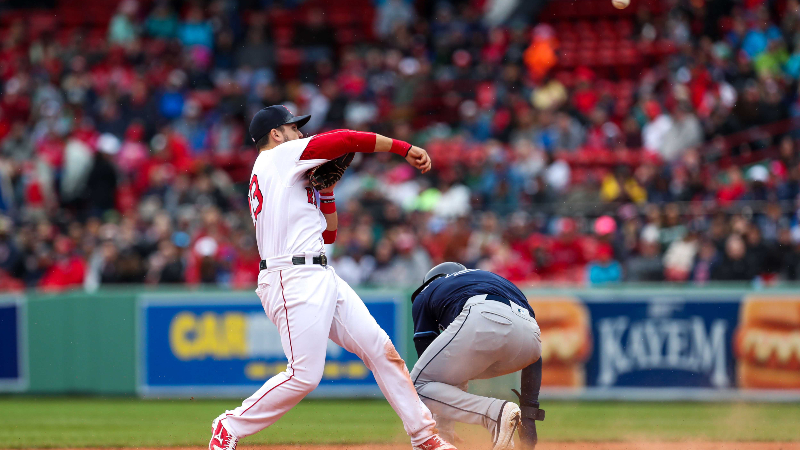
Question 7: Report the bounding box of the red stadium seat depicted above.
[275,47,303,80]
[615,20,634,38]
[269,8,295,27]
[336,28,365,46]
[29,13,58,38]
[272,26,294,46]
[189,90,220,110]
[558,49,578,68]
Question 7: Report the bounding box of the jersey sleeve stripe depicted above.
[300,129,377,161]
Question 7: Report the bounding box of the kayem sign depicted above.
[587,299,737,389]
[528,292,800,400]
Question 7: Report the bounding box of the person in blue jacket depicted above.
[410,262,545,450]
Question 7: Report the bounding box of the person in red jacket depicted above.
[39,236,86,290]
[546,218,587,275]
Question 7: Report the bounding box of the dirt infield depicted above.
[251,444,800,450]
[47,444,800,450]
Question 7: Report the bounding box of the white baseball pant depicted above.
[221,263,437,446]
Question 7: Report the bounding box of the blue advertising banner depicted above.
[582,297,740,389]
[138,292,405,398]
[523,292,800,401]
[0,297,26,391]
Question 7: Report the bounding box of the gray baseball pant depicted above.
[410,294,542,441]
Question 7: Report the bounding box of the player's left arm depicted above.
[411,294,439,357]
[300,129,432,173]
[319,185,337,244]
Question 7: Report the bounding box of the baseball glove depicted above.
[307,153,355,191]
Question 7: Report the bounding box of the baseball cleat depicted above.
[492,402,521,450]
[412,434,458,450]
[209,417,238,450]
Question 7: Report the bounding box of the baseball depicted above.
[612,0,630,8]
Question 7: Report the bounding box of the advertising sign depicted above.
[138,292,405,398]
[734,296,800,390]
[527,297,592,388]
[0,297,26,391]
[527,292,800,400]
[583,297,739,390]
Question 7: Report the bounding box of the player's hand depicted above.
[319,184,335,194]
[405,146,432,174]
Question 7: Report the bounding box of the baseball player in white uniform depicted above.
[208,106,457,450]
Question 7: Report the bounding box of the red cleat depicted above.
[209,417,239,450]
[413,434,458,450]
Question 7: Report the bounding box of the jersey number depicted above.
[249,175,263,219]
[306,187,317,207]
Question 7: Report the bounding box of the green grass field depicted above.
[3,398,800,448]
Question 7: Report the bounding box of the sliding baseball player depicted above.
[209,106,456,450]
[410,263,545,450]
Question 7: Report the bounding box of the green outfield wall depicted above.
[3,285,800,400]
[25,290,138,394]
[4,287,415,396]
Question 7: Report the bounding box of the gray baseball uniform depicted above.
[410,270,542,442]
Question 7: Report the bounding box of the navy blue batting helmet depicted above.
[411,262,467,302]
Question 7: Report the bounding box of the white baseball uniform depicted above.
[219,130,437,446]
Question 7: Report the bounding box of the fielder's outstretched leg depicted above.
[328,272,446,448]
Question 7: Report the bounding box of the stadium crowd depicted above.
[1,0,800,291]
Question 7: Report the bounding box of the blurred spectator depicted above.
[179,6,214,49]
[84,134,120,216]
[659,103,703,162]
[600,167,647,204]
[235,27,274,69]
[60,136,94,205]
[0,216,21,277]
[691,239,719,284]
[659,203,686,247]
[194,236,221,284]
[712,234,755,281]
[546,218,586,274]
[466,212,502,264]
[663,227,700,281]
[758,203,787,242]
[0,0,798,292]
[587,245,622,285]
[149,239,186,284]
[523,25,557,81]
[375,0,415,38]
[625,225,664,282]
[295,8,336,63]
[552,111,584,151]
[145,2,179,39]
[39,236,86,290]
[108,0,140,46]
[780,229,800,280]
[368,239,398,286]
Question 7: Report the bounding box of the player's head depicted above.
[249,105,311,149]
[410,261,467,303]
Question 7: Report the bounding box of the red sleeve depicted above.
[300,129,377,161]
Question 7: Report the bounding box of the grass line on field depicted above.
[2,398,799,448]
